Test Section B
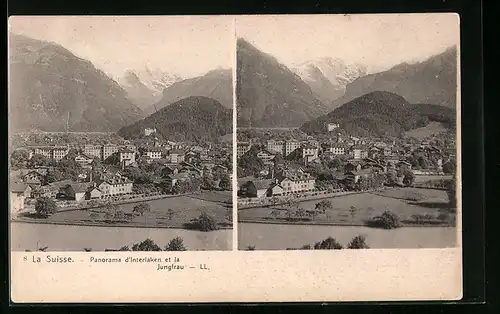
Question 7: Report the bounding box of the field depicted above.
[404,121,448,140]
[22,191,232,229]
[238,188,455,227]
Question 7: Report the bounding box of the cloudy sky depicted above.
[236,14,459,73]
[9,16,234,79]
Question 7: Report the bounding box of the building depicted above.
[10,183,31,213]
[169,150,185,164]
[163,172,190,191]
[327,122,340,132]
[119,149,136,166]
[31,146,69,161]
[144,128,157,136]
[275,171,316,195]
[302,145,319,163]
[95,174,133,198]
[84,145,102,160]
[74,154,94,168]
[86,186,103,200]
[237,142,252,158]
[324,143,347,155]
[52,146,69,161]
[238,179,274,198]
[102,144,119,161]
[61,183,90,202]
[266,140,284,155]
[284,140,301,157]
[21,170,44,186]
[31,185,59,199]
[143,147,162,159]
[256,150,276,165]
[32,146,52,159]
[352,146,368,160]
[345,169,373,184]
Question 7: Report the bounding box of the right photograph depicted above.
[236,14,460,250]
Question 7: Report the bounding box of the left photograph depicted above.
[8,16,234,251]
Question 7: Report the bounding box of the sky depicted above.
[8,16,234,80]
[236,14,460,73]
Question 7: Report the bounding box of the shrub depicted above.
[313,237,343,250]
[164,236,187,251]
[348,235,370,249]
[194,213,219,232]
[132,238,161,251]
[368,211,402,229]
[35,197,57,218]
[246,245,256,251]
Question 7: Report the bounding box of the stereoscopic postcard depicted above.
[9,13,462,303]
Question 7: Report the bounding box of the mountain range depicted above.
[118,67,183,110]
[300,91,455,138]
[117,96,232,142]
[329,46,458,110]
[141,68,233,116]
[236,38,328,128]
[9,33,143,132]
[292,58,368,104]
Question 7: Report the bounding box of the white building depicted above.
[144,128,157,136]
[327,122,340,132]
[144,148,162,159]
[95,174,133,197]
[284,140,301,157]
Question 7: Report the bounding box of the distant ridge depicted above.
[329,46,458,110]
[300,91,456,137]
[143,68,233,116]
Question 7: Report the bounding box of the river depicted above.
[11,222,232,251]
[238,222,457,250]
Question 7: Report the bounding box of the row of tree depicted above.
[245,235,370,251]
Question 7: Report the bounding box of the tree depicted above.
[370,211,402,229]
[270,210,281,219]
[28,154,48,168]
[314,237,343,250]
[402,170,415,187]
[166,208,175,220]
[164,236,187,251]
[133,202,152,223]
[10,150,30,169]
[300,244,312,250]
[132,238,161,251]
[442,160,456,174]
[349,206,357,221]
[219,174,231,191]
[348,235,370,249]
[43,168,65,184]
[315,199,332,213]
[246,245,256,251]
[295,207,306,219]
[119,245,130,251]
[89,212,100,221]
[194,213,219,231]
[446,179,456,208]
[35,197,57,218]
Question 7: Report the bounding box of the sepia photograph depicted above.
[236,14,460,251]
[8,16,234,252]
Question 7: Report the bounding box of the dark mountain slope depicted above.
[117,96,232,143]
[237,38,328,127]
[9,33,143,132]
